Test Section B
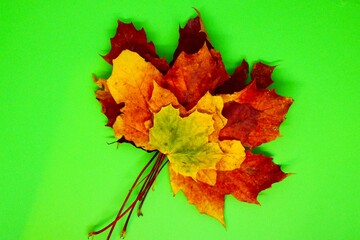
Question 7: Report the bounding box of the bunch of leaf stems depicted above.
[89,151,168,239]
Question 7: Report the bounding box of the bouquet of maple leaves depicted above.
[91,11,293,239]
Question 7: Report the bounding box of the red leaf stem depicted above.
[89,152,168,239]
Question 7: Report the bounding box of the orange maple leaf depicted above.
[169,151,288,225]
[159,44,229,111]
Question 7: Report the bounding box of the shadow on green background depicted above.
[1,0,359,239]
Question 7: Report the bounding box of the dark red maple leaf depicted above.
[171,10,213,65]
[94,76,124,127]
[214,59,249,94]
[219,101,260,145]
[251,62,275,89]
[103,21,169,73]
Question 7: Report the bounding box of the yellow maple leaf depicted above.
[194,93,246,172]
[169,164,226,225]
[149,105,223,178]
[107,50,179,150]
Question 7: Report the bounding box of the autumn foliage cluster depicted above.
[93,12,293,238]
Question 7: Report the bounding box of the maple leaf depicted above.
[169,150,288,225]
[149,105,223,178]
[219,81,293,148]
[169,163,226,224]
[217,151,288,204]
[147,79,181,113]
[103,21,169,73]
[159,44,229,111]
[106,50,177,150]
[149,94,246,183]
[251,62,275,89]
[94,76,124,127]
[193,93,246,172]
[214,59,249,94]
[171,9,213,64]
[193,92,227,141]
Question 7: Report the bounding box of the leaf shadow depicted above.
[250,146,273,157]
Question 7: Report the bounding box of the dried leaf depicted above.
[172,11,213,64]
[94,76,124,127]
[214,59,249,94]
[103,21,169,73]
[220,81,293,148]
[169,150,287,224]
[149,105,222,178]
[251,62,275,89]
[169,164,226,224]
[217,150,288,204]
[107,50,166,149]
[160,44,229,111]
[194,92,227,141]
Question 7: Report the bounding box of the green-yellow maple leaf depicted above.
[149,105,223,179]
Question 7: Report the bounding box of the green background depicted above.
[1,0,359,239]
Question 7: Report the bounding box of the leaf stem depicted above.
[138,155,168,216]
[89,151,167,239]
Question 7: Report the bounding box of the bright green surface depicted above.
[1,0,359,239]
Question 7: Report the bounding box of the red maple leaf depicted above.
[214,59,249,94]
[171,10,213,64]
[251,62,275,89]
[219,81,293,148]
[160,44,229,110]
[169,150,287,224]
[94,76,124,127]
[102,21,169,73]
